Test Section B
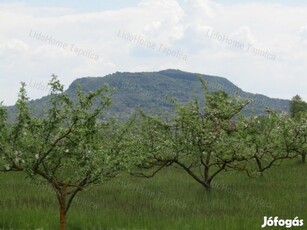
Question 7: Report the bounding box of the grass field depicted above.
[0,158,306,230]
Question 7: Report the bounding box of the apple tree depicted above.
[0,75,131,230]
[129,80,252,190]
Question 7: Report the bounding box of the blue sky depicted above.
[0,0,142,11]
[0,0,307,105]
[1,0,306,12]
[216,0,307,5]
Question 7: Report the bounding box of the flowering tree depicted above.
[0,76,130,230]
[237,112,298,176]
[290,95,307,163]
[130,80,252,190]
[292,114,307,163]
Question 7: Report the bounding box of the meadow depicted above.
[0,158,306,230]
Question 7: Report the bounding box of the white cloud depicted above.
[0,0,307,105]
[230,26,255,45]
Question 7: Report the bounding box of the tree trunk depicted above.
[60,204,66,230]
[58,187,67,230]
[255,157,262,172]
[204,180,211,191]
[206,183,211,191]
[302,153,306,164]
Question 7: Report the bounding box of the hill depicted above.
[7,69,290,119]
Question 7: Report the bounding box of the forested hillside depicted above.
[7,69,289,119]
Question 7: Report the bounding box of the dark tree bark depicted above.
[59,186,67,230]
[302,153,306,164]
[60,202,66,230]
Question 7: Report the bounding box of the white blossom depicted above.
[4,164,10,170]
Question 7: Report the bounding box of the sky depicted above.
[0,0,306,105]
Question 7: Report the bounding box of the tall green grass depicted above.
[0,159,306,229]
